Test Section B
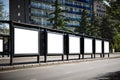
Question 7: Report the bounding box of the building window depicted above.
[70,8,73,11]
[18,13,20,16]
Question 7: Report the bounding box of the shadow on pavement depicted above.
[0,59,64,66]
[93,71,120,80]
[0,61,38,66]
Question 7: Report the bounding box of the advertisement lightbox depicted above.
[69,35,80,54]
[47,32,63,54]
[0,39,3,52]
[104,41,109,53]
[95,40,102,53]
[84,38,93,53]
[14,28,39,54]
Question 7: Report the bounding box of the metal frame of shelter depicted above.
[0,20,110,65]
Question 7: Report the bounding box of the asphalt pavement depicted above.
[0,53,120,71]
[0,57,120,80]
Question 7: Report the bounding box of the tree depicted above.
[106,0,120,33]
[99,16,118,51]
[88,15,101,37]
[100,16,115,38]
[74,9,100,36]
[107,0,120,21]
[48,0,70,31]
[105,0,120,51]
[74,9,89,34]
[112,33,120,52]
[91,0,109,23]
[86,0,108,37]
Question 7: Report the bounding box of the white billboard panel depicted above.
[95,40,102,53]
[84,38,93,53]
[104,41,109,53]
[14,28,39,54]
[47,32,63,54]
[69,36,80,54]
[0,39,3,52]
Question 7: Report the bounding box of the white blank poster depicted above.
[95,40,102,53]
[104,41,109,53]
[84,38,93,53]
[69,36,80,54]
[14,28,39,54]
[0,39,3,52]
[47,32,63,54]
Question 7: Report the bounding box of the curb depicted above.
[0,56,120,71]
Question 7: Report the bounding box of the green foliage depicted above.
[111,34,120,51]
[74,10,89,34]
[105,0,120,51]
[90,0,120,51]
[88,15,101,37]
[74,10,100,37]
[107,0,120,21]
[99,16,116,39]
[48,0,70,32]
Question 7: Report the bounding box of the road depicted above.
[0,58,120,80]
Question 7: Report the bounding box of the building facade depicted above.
[10,0,92,28]
[94,1,106,17]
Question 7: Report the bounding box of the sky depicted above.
[0,0,9,29]
[0,0,9,20]
[0,0,9,13]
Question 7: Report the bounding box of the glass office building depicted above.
[30,0,92,28]
[9,0,92,28]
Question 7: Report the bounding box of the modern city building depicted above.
[94,1,106,17]
[1,0,108,29]
[9,0,92,29]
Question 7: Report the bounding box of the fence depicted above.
[0,20,110,65]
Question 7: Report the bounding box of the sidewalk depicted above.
[0,53,120,71]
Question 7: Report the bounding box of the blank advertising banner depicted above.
[47,32,63,54]
[95,40,102,53]
[0,39,3,52]
[14,28,39,54]
[84,38,93,53]
[69,36,80,54]
[104,41,109,53]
